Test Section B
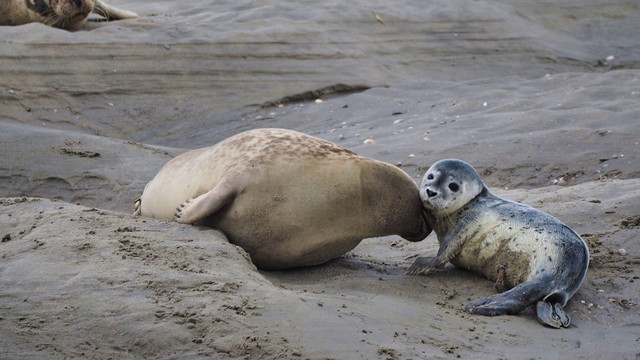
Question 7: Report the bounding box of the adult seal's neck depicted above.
[400,207,433,242]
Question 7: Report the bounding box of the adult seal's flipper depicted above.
[94,0,138,21]
[133,197,142,216]
[174,179,238,224]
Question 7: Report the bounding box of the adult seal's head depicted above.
[0,0,137,29]
[408,159,589,328]
[135,128,431,270]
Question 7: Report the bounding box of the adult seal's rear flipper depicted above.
[174,179,239,224]
[133,197,142,216]
[94,0,138,21]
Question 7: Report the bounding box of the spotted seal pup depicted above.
[0,0,137,29]
[135,128,431,270]
[407,159,589,328]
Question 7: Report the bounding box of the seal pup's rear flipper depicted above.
[465,278,551,316]
[94,0,138,21]
[536,301,571,328]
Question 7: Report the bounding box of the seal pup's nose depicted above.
[426,189,437,198]
[72,0,83,7]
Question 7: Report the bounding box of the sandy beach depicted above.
[1,0,639,358]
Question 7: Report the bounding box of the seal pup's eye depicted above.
[448,183,460,192]
[427,174,434,180]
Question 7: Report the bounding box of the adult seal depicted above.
[0,0,137,29]
[407,159,589,328]
[135,128,431,270]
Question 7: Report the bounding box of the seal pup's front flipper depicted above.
[406,256,440,275]
[174,179,238,224]
[94,0,138,21]
[406,212,479,276]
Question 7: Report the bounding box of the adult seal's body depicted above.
[135,128,431,270]
[0,0,137,29]
[407,159,589,328]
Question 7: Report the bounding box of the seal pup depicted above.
[0,0,137,29]
[135,128,431,270]
[407,159,589,328]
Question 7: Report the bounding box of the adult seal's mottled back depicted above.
[407,159,589,328]
[0,0,137,29]
[135,128,431,270]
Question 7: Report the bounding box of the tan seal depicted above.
[135,128,431,270]
[407,159,589,328]
[0,0,137,29]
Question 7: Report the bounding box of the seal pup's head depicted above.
[420,159,485,215]
[25,0,94,28]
